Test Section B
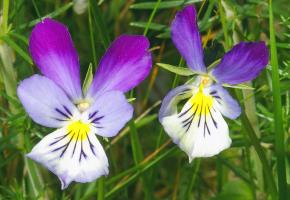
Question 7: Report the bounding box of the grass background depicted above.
[0,0,289,199]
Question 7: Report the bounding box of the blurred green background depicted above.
[0,0,289,199]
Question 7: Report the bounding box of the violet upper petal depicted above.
[17,75,78,128]
[85,91,133,137]
[86,35,152,99]
[171,5,206,73]
[211,42,269,85]
[29,18,82,101]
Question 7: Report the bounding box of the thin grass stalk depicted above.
[269,1,287,199]
[88,3,98,67]
[185,158,201,200]
[1,0,9,34]
[32,0,42,19]
[218,0,230,51]
[143,0,162,36]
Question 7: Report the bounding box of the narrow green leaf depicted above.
[127,97,136,103]
[18,2,73,30]
[1,36,33,65]
[269,0,287,199]
[130,0,202,10]
[130,21,168,31]
[157,63,196,76]
[223,84,255,90]
[82,63,94,94]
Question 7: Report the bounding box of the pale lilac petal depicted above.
[29,18,82,100]
[85,91,133,137]
[171,5,206,73]
[206,84,241,120]
[87,35,152,99]
[211,42,269,84]
[27,127,108,189]
[17,75,78,128]
[159,84,195,121]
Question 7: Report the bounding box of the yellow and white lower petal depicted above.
[160,84,232,162]
[27,121,108,189]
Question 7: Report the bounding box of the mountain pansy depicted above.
[17,18,152,189]
[159,5,268,162]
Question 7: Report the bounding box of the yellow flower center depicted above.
[189,78,213,116]
[67,121,90,141]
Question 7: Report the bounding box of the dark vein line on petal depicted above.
[63,105,73,117]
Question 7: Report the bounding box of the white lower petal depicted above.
[161,88,231,162]
[27,124,108,189]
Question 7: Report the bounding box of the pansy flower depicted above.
[159,5,268,162]
[17,19,152,189]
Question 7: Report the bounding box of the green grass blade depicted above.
[1,36,33,65]
[143,0,161,36]
[89,0,110,48]
[269,0,287,199]
[18,2,73,30]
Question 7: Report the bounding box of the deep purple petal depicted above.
[171,5,206,73]
[86,91,133,137]
[211,42,269,84]
[17,75,78,128]
[207,84,241,119]
[86,35,152,99]
[29,18,82,100]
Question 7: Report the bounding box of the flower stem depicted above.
[97,177,105,200]
[1,0,9,34]
[269,0,287,199]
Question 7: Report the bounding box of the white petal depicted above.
[27,124,108,189]
[160,88,231,162]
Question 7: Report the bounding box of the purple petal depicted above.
[17,75,78,128]
[29,18,82,100]
[86,35,152,99]
[207,84,241,119]
[211,42,269,85]
[86,91,133,137]
[171,5,206,73]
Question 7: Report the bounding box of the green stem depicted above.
[185,158,201,199]
[98,177,105,200]
[143,0,162,36]
[129,120,143,164]
[1,0,9,34]
[218,0,230,50]
[269,0,287,199]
